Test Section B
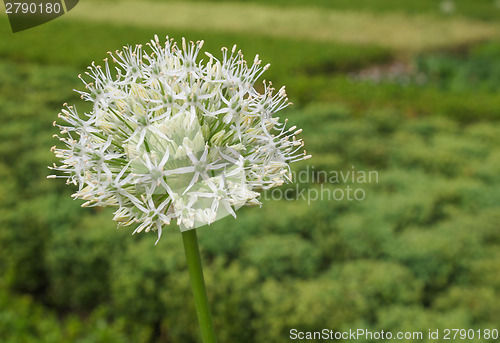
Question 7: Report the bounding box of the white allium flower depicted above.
[49,36,310,241]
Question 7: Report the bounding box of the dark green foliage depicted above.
[320,76,500,121]
[45,212,127,311]
[0,287,151,343]
[252,262,421,341]
[241,234,320,279]
[414,41,500,92]
[205,260,260,343]
[341,41,500,121]
[376,306,471,341]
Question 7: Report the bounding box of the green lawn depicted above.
[88,0,500,22]
[66,1,500,51]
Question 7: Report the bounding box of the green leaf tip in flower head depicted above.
[49,35,310,242]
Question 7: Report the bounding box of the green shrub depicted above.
[0,288,151,343]
[434,286,500,325]
[205,260,260,343]
[45,211,126,311]
[253,261,421,342]
[376,306,471,342]
[241,234,320,279]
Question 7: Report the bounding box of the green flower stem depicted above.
[182,229,218,343]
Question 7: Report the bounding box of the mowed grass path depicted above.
[63,1,500,52]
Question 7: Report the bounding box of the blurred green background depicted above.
[1,0,500,342]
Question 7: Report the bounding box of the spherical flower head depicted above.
[49,36,310,242]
